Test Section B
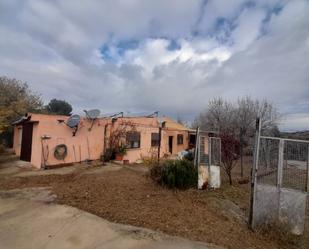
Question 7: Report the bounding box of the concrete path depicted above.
[0,188,222,249]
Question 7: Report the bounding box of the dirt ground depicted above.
[0,152,307,249]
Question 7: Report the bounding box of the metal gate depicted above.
[195,129,221,189]
[250,119,309,235]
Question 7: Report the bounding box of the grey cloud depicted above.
[0,0,308,131]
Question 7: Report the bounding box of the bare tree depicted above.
[195,96,280,179]
[236,97,280,177]
[236,97,257,177]
[194,97,237,133]
[220,133,240,185]
[257,99,280,133]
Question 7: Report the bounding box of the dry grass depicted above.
[0,155,308,249]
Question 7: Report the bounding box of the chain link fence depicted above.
[210,137,221,166]
[251,135,309,235]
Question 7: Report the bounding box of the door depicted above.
[20,123,33,162]
[168,136,173,154]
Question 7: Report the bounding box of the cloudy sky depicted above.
[1,0,309,131]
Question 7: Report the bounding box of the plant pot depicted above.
[115,154,124,161]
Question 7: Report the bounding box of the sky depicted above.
[0,0,309,131]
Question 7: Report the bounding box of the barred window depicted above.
[126,132,141,149]
[151,133,160,147]
[177,134,183,145]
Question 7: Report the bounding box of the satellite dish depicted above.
[84,109,100,131]
[67,114,81,128]
[84,109,100,119]
[58,114,80,136]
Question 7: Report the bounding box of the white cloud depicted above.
[230,8,266,52]
[119,38,231,79]
[0,0,309,130]
[279,113,309,131]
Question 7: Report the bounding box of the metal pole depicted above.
[157,127,162,165]
[208,137,212,188]
[307,144,309,193]
[240,128,244,178]
[219,137,222,166]
[277,139,284,188]
[277,139,284,221]
[194,127,199,168]
[249,117,261,229]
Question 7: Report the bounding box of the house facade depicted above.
[13,113,198,169]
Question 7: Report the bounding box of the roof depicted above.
[159,116,195,132]
[12,113,196,133]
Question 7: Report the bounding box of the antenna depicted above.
[109,112,124,118]
[147,111,159,118]
[84,109,100,119]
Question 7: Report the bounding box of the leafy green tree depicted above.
[0,76,43,146]
[46,98,72,116]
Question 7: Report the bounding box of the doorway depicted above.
[20,123,33,162]
[168,136,173,154]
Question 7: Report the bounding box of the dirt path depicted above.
[0,188,222,249]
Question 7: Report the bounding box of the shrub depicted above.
[150,159,197,189]
[102,148,116,162]
[142,156,158,167]
[141,147,158,167]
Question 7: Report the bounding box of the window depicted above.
[177,134,183,145]
[151,133,160,147]
[126,131,141,149]
[189,134,196,146]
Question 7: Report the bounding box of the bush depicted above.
[142,156,158,167]
[150,159,197,189]
[102,148,116,162]
[141,147,158,167]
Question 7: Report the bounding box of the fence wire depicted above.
[283,141,309,192]
[252,136,309,235]
[257,138,280,186]
[210,137,221,166]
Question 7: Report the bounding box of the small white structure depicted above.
[195,132,221,189]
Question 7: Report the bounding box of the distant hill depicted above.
[280,130,309,140]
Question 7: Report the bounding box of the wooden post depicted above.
[249,117,261,229]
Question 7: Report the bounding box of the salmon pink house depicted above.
[12,112,198,169]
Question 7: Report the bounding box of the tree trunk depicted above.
[228,172,233,185]
[239,129,244,178]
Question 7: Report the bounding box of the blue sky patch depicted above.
[100,39,139,62]
[167,39,181,51]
